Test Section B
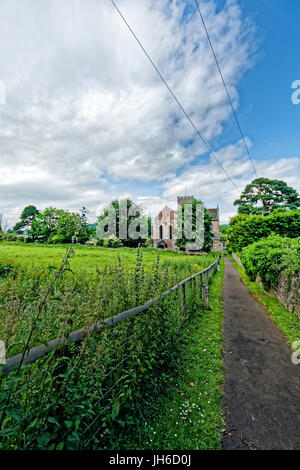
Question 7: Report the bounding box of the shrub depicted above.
[0,232,19,242]
[226,209,300,253]
[0,263,13,278]
[240,235,300,290]
[103,236,123,248]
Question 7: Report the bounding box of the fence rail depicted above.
[1,256,221,376]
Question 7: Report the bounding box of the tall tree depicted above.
[234,178,300,215]
[13,205,39,237]
[13,206,91,244]
[30,207,90,244]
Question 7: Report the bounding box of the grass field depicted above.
[0,242,218,357]
[0,243,223,450]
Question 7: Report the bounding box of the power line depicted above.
[194,0,258,178]
[109,0,239,190]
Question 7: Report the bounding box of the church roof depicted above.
[154,203,219,221]
[154,205,175,219]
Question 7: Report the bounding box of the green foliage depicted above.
[225,209,300,253]
[0,232,19,242]
[138,260,225,450]
[240,235,300,290]
[0,246,219,450]
[234,177,300,215]
[103,236,123,248]
[175,199,213,252]
[0,245,218,356]
[0,263,13,278]
[13,206,91,244]
[0,242,217,274]
[231,256,300,347]
[13,205,39,235]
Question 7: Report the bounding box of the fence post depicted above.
[181,284,186,315]
[202,284,209,310]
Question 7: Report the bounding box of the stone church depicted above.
[152,196,223,252]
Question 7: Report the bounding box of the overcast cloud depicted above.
[0,0,299,227]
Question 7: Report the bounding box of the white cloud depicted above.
[0,0,264,227]
[162,139,300,224]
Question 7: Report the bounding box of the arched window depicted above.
[169,225,172,240]
[159,225,163,239]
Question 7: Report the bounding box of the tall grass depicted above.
[0,246,218,449]
[0,248,216,358]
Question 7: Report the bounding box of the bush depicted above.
[103,236,123,248]
[226,209,300,253]
[0,263,13,278]
[0,232,19,242]
[240,235,300,290]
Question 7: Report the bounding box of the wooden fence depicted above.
[1,255,221,376]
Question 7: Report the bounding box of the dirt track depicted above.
[222,258,300,450]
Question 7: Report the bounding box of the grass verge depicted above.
[230,256,300,346]
[133,259,225,450]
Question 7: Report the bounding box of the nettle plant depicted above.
[0,246,215,449]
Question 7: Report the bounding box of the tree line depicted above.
[1,177,299,250]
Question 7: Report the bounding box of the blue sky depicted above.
[0,0,299,226]
[236,0,300,161]
[188,0,300,169]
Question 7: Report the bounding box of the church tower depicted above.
[177,196,194,210]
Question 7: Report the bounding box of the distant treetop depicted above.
[234,177,300,215]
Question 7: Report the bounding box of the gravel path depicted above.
[222,257,300,450]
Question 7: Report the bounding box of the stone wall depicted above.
[232,253,243,266]
[273,273,300,315]
[233,253,300,315]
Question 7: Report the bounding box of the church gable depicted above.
[152,196,222,252]
[154,205,175,222]
[153,205,176,250]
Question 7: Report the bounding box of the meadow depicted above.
[0,242,213,273]
[0,242,222,450]
[0,242,217,358]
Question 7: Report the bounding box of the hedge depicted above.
[240,235,300,290]
[226,210,300,253]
